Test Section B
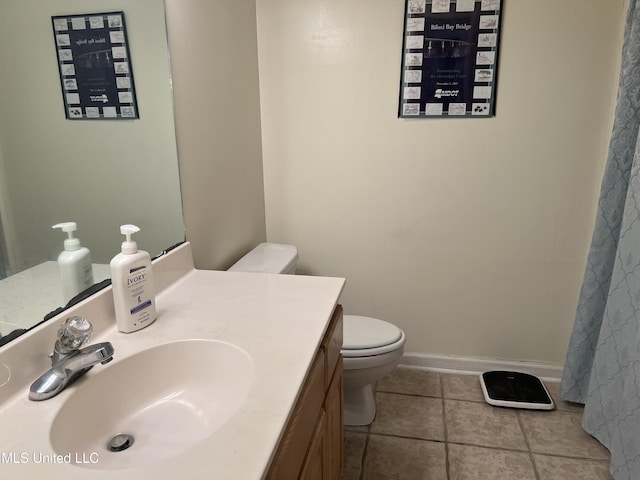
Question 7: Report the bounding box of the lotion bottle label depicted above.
[126,266,154,326]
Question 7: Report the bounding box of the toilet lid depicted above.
[342,315,403,350]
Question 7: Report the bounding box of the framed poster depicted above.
[398,0,503,118]
[52,11,139,120]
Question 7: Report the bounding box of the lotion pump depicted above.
[52,222,94,301]
[110,224,156,333]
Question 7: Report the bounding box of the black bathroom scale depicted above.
[480,371,554,410]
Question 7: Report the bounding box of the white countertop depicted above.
[0,244,345,479]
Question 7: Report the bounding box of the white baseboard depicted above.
[399,352,564,382]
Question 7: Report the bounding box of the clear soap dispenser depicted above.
[52,222,94,301]
[109,224,157,333]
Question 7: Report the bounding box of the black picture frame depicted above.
[398,0,503,118]
[52,11,139,120]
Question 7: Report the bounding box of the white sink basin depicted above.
[50,339,254,470]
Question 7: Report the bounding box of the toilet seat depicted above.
[341,315,405,358]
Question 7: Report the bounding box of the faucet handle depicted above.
[56,316,93,352]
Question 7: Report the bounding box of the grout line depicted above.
[375,388,443,399]
[439,373,451,480]
[377,386,586,413]
[442,395,489,404]
[366,431,610,463]
[376,388,487,404]
[358,431,370,480]
[376,386,488,404]
[528,451,613,463]
[446,439,530,454]
[368,432,447,444]
[369,431,526,453]
[358,387,373,480]
[515,410,540,480]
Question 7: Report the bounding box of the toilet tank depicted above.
[227,243,298,274]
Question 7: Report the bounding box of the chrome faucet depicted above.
[29,316,114,401]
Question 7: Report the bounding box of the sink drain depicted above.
[107,433,135,452]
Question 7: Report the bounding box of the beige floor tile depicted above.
[376,367,441,397]
[343,431,367,480]
[370,392,445,441]
[544,382,585,413]
[534,454,612,480]
[362,434,447,480]
[442,373,485,402]
[445,399,528,450]
[448,443,537,480]
[519,410,610,459]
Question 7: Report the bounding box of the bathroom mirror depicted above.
[0,0,184,344]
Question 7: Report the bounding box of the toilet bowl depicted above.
[342,315,406,425]
[228,243,406,426]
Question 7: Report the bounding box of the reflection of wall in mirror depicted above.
[0,0,184,278]
[0,218,7,280]
[0,139,15,280]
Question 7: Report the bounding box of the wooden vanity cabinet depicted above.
[266,305,344,480]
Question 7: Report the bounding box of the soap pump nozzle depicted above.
[119,224,140,255]
[52,222,81,251]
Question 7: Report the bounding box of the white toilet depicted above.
[228,243,406,426]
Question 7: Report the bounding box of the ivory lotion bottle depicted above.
[110,224,156,333]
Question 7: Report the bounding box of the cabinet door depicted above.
[266,304,343,480]
[299,410,326,480]
[266,350,326,479]
[325,358,343,479]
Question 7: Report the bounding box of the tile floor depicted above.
[343,367,612,480]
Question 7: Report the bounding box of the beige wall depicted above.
[256,0,627,364]
[166,0,267,270]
